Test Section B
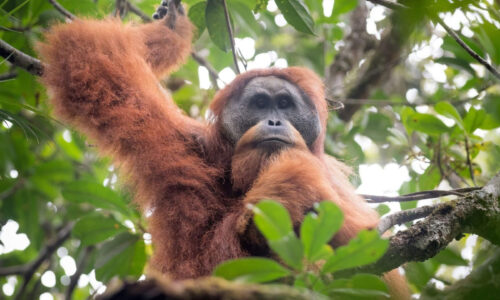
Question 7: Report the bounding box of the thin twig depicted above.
[48,0,76,20]
[464,136,477,186]
[114,0,127,18]
[0,71,17,81]
[11,223,73,299]
[368,0,407,10]
[436,17,500,80]
[0,39,43,76]
[361,187,481,203]
[377,205,436,235]
[0,178,25,201]
[65,246,94,300]
[127,1,153,22]
[221,0,240,74]
[367,0,500,80]
[191,52,222,89]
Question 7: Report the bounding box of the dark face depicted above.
[221,76,321,151]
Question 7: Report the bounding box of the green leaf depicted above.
[214,257,291,283]
[269,233,304,270]
[375,204,390,217]
[228,1,261,38]
[435,102,464,130]
[95,233,146,282]
[324,274,389,298]
[405,260,440,289]
[404,112,451,136]
[418,166,441,191]
[188,1,206,39]
[294,272,326,291]
[300,201,343,262]
[253,200,303,270]
[275,0,315,34]
[331,0,358,19]
[435,57,475,75]
[62,180,130,215]
[73,215,126,246]
[206,0,231,51]
[329,288,390,298]
[351,273,389,292]
[464,107,486,134]
[252,200,293,241]
[322,230,388,273]
[433,248,468,266]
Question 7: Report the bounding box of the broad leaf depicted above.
[214,257,291,283]
[253,200,303,269]
[62,180,130,215]
[331,0,358,19]
[73,215,126,246]
[275,0,314,34]
[300,201,343,262]
[188,1,207,39]
[404,111,451,136]
[252,200,293,241]
[435,102,464,130]
[464,107,486,134]
[206,0,231,51]
[269,233,304,270]
[94,233,146,282]
[322,230,388,273]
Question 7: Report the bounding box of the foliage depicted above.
[0,0,499,299]
[214,200,391,298]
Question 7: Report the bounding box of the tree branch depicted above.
[127,1,153,22]
[362,187,481,203]
[10,223,73,300]
[65,246,94,300]
[0,39,43,76]
[0,71,17,81]
[420,248,500,299]
[48,0,76,20]
[325,0,375,100]
[100,276,326,300]
[367,0,500,81]
[434,16,500,80]
[221,0,240,74]
[191,52,221,90]
[0,223,72,277]
[336,4,415,121]
[377,205,436,234]
[337,171,500,277]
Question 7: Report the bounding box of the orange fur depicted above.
[38,14,408,298]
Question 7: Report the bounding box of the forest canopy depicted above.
[0,0,499,299]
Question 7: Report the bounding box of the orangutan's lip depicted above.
[257,137,292,145]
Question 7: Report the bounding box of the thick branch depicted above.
[338,171,500,277]
[100,276,326,300]
[0,39,43,76]
[377,205,436,234]
[336,5,415,121]
[325,0,374,99]
[420,248,500,299]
